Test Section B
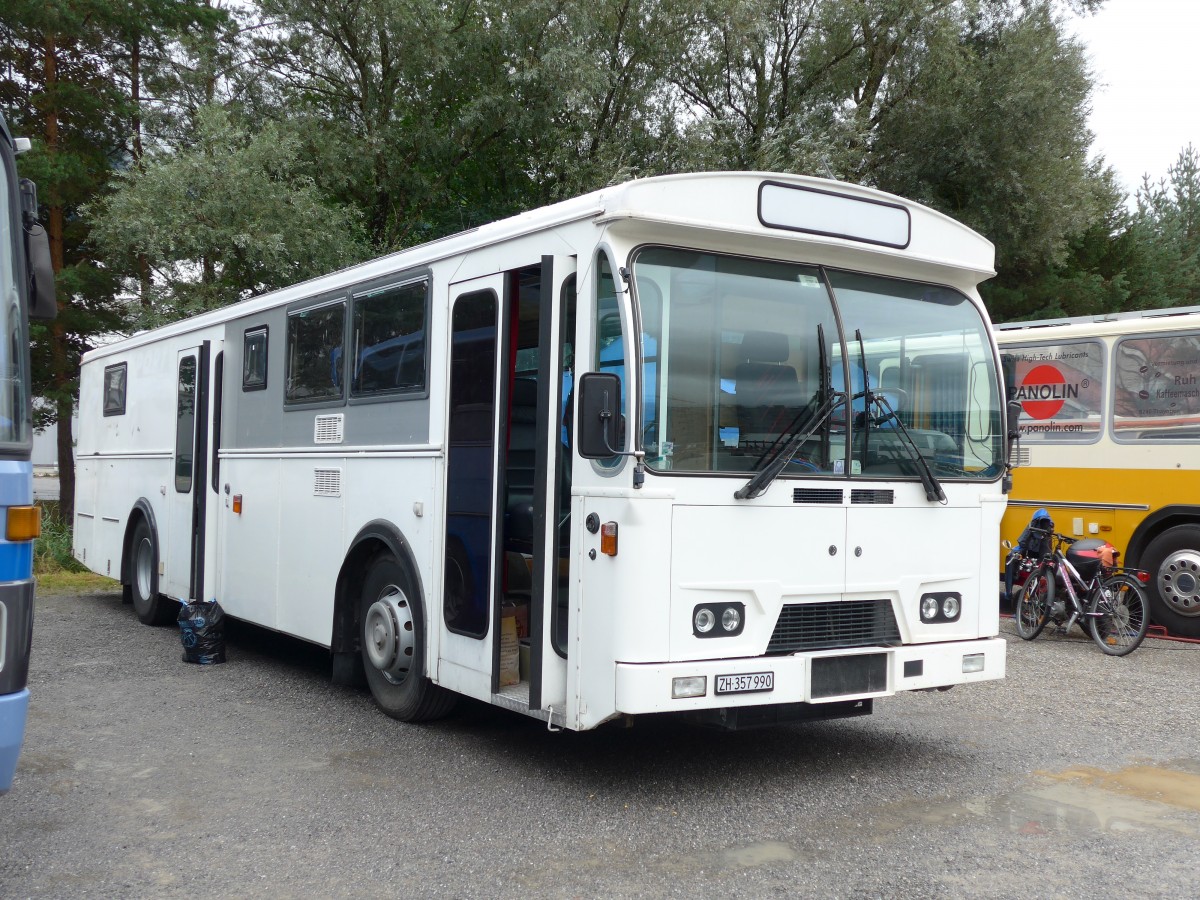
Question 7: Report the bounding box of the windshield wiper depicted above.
[850,329,944,503]
[863,390,946,503]
[734,390,845,500]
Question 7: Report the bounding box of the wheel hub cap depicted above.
[135,537,153,598]
[1158,549,1200,617]
[364,588,415,680]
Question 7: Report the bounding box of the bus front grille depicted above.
[766,600,900,654]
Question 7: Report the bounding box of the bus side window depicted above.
[285,300,346,403]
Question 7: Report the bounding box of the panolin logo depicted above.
[1017,364,1079,419]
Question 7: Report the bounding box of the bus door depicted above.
[438,275,506,699]
[521,256,575,715]
[438,257,576,717]
[164,343,211,602]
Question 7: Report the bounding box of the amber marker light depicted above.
[7,505,41,541]
[600,521,618,556]
[232,494,243,515]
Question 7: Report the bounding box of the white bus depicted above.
[997,306,1200,638]
[74,173,1009,731]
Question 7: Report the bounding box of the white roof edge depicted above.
[83,171,994,363]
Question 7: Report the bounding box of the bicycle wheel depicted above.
[1014,563,1053,640]
[1088,574,1150,656]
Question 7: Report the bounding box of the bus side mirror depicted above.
[1006,399,1022,442]
[20,179,56,321]
[1003,399,1022,493]
[577,372,623,459]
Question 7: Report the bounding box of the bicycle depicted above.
[1010,528,1151,656]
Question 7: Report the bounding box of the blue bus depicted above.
[0,113,57,792]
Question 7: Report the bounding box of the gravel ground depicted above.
[3,585,1199,899]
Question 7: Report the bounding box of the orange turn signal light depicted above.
[600,521,618,557]
[232,494,243,515]
[7,505,41,542]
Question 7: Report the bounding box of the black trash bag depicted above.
[178,598,226,665]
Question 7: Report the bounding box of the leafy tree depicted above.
[1122,144,1200,310]
[89,105,369,326]
[1,1,132,522]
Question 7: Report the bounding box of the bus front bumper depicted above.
[613,638,1006,716]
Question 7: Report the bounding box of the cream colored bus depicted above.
[997,306,1200,638]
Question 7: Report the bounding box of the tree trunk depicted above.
[42,32,76,524]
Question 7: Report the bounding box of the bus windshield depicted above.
[633,247,1003,481]
[0,158,28,447]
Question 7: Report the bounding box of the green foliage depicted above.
[34,502,86,575]
[6,0,1198,393]
[89,105,369,324]
[1122,145,1200,310]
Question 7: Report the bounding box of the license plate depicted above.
[715,672,774,695]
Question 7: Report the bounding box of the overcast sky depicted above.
[1071,0,1200,199]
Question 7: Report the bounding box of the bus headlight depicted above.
[942,595,961,620]
[920,596,940,622]
[693,603,745,637]
[920,592,962,623]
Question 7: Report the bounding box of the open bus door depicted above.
[438,256,576,722]
[164,343,212,603]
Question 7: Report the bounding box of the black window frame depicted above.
[283,295,348,408]
[349,275,430,401]
[242,326,269,392]
[103,362,127,416]
[175,355,197,493]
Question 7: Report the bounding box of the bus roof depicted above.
[996,304,1200,338]
[84,172,996,363]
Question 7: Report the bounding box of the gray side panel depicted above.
[223,309,432,450]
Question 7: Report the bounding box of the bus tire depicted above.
[360,555,457,722]
[1141,525,1200,638]
[129,518,175,626]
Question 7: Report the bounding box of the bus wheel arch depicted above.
[1139,523,1200,639]
[121,503,173,626]
[334,522,457,721]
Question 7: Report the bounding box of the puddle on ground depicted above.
[1038,764,1200,813]
[718,840,797,868]
[863,762,1200,838]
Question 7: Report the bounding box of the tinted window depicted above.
[175,356,196,493]
[243,328,268,391]
[351,280,427,396]
[286,301,345,403]
[104,363,127,416]
[443,290,498,637]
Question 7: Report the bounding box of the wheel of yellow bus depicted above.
[1142,525,1200,639]
[129,518,175,627]
[359,555,457,722]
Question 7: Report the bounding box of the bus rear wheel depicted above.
[129,518,175,626]
[359,555,457,722]
[1141,525,1200,639]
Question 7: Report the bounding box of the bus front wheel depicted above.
[1142,525,1200,638]
[359,555,457,722]
[129,518,175,626]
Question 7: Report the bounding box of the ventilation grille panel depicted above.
[851,489,894,505]
[313,468,342,497]
[1015,447,1031,468]
[314,414,344,444]
[767,599,900,654]
[792,488,844,504]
